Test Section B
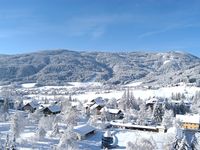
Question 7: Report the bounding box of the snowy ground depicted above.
[0,118,59,149]
[1,82,200,149]
[76,128,176,150]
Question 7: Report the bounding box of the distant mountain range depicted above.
[0,50,200,86]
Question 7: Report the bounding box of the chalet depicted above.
[90,103,104,115]
[107,108,124,119]
[100,108,124,120]
[145,97,164,109]
[176,114,200,130]
[73,124,96,140]
[42,105,61,115]
[85,97,106,115]
[22,101,39,113]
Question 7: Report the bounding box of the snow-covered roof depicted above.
[100,107,121,114]
[47,105,61,113]
[176,114,200,124]
[90,104,99,110]
[84,101,94,107]
[73,124,96,136]
[110,121,158,130]
[89,97,105,106]
[29,101,39,109]
[24,101,39,109]
[171,100,191,105]
[107,108,121,114]
[145,98,160,104]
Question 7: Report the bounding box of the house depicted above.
[90,103,104,115]
[73,124,96,140]
[176,114,200,130]
[107,108,124,119]
[42,105,61,115]
[22,101,39,113]
[100,108,124,120]
[86,97,106,115]
[145,97,164,110]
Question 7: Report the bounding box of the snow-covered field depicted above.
[25,82,200,102]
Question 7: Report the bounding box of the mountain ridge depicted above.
[0,50,200,86]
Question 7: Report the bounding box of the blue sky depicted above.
[0,0,200,56]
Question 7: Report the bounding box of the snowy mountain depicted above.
[0,50,200,86]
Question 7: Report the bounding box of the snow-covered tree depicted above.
[62,107,79,128]
[10,112,25,139]
[119,88,138,111]
[193,132,200,150]
[107,98,118,109]
[171,92,181,100]
[136,103,146,125]
[3,97,9,114]
[4,134,10,149]
[51,123,59,137]
[135,102,153,125]
[15,98,23,110]
[38,116,54,131]
[4,134,17,150]
[190,92,200,114]
[0,87,11,114]
[28,108,42,123]
[35,127,46,140]
[10,135,17,150]
[152,101,164,123]
[162,131,176,150]
[179,100,188,114]
[172,135,190,150]
[100,107,109,122]
[56,126,78,150]
[60,97,80,128]
[171,126,199,150]
[123,111,132,124]
[162,109,174,129]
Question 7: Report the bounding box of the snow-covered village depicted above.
[2,0,200,150]
[0,81,200,149]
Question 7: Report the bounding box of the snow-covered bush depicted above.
[126,136,157,150]
[35,127,46,140]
